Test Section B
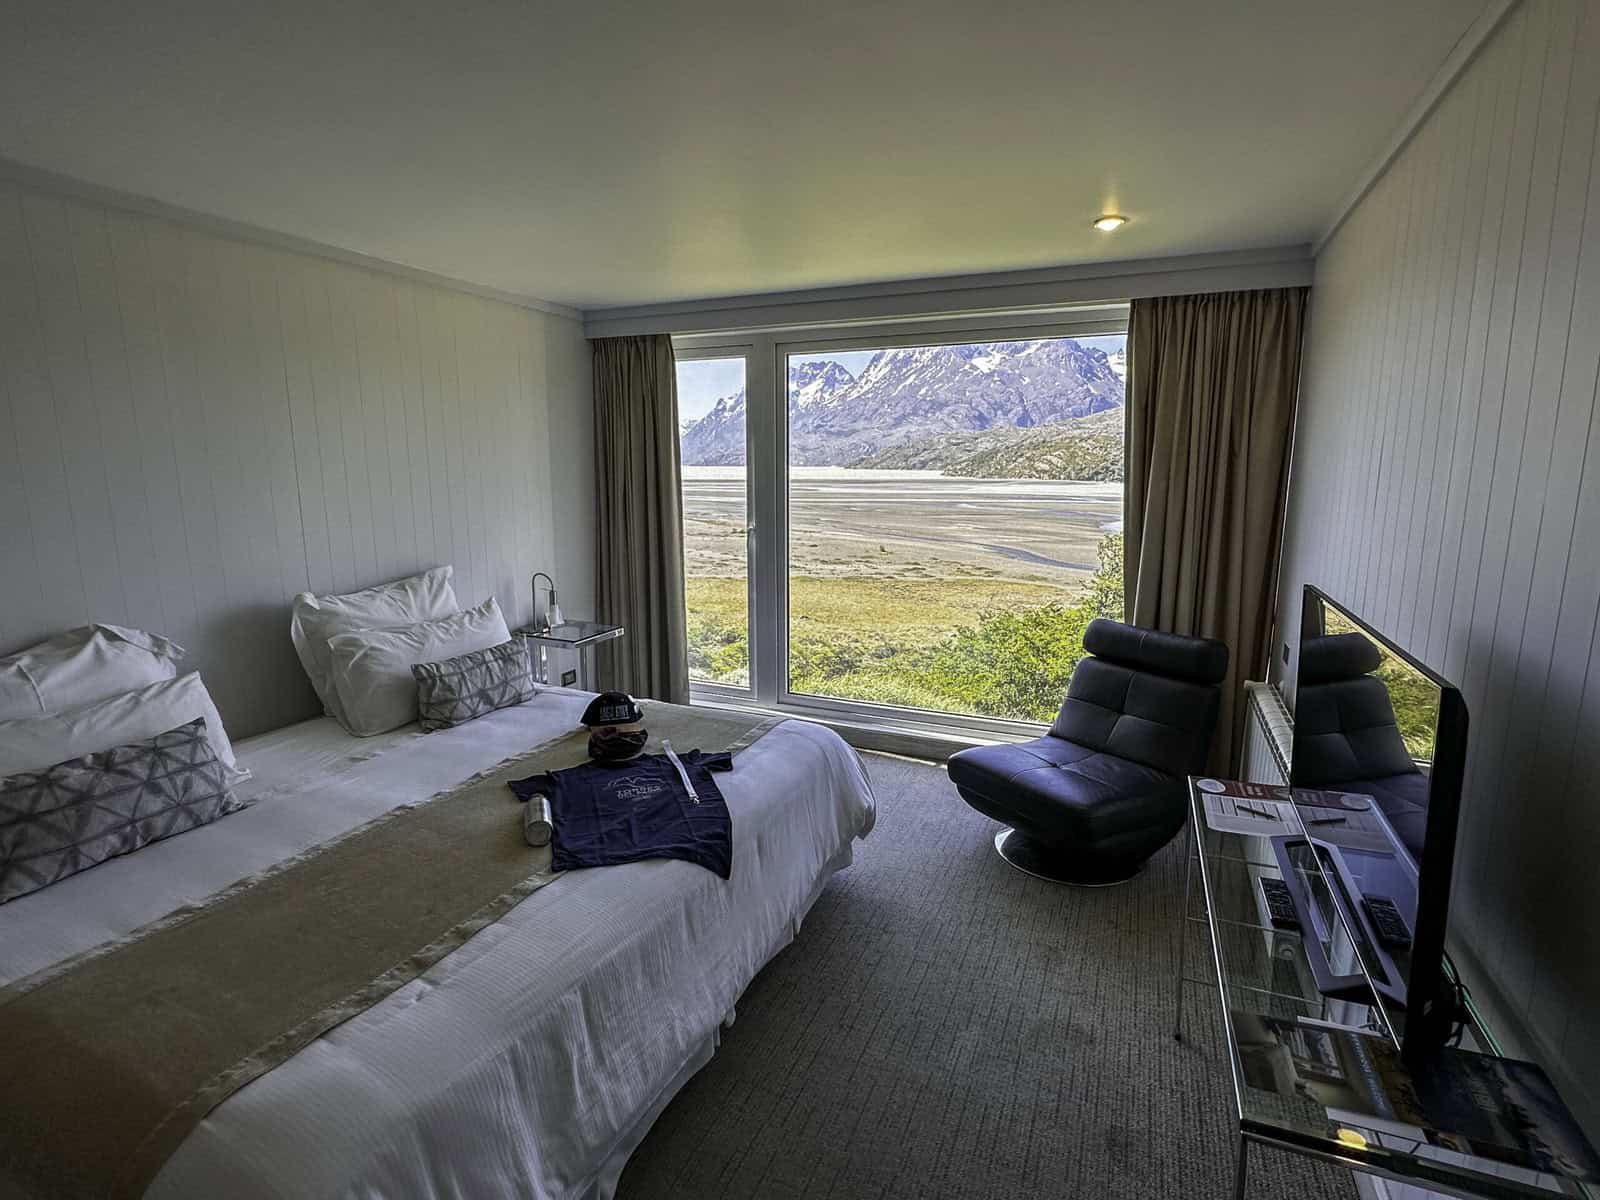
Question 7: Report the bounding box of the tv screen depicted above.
[1290,585,1469,1061]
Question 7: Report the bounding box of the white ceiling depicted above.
[0,0,1489,310]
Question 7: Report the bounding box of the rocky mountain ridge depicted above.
[679,338,1123,467]
[854,407,1124,481]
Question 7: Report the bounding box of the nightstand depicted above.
[513,621,624,690]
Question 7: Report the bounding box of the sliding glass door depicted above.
[676,316,1128,733]
[675,352,752,694]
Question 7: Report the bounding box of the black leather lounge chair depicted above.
[948,618,1229,884]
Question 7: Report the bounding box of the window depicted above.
[675,319,1128,732]
[675,354,751,690]
[784,335,1126,723]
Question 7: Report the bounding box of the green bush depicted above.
[686,609,750,686]
[923,602,1093,720]
[917,533,1122,720]
[1084,533,1124,621]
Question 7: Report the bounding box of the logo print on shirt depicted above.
[614,776,666,802]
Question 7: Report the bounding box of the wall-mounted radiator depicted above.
[1239,680,1292,786]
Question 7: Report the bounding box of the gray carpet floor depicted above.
[617,753,1355,1200]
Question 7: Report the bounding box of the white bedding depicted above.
[0,689,876,1200]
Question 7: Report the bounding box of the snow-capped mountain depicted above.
[678,392,747,465]
[789,359,856,409]
[679,359,858,465]
[679,339,1123,466]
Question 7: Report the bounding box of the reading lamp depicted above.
[530,573,564,633]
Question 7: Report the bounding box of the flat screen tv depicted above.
[1288,585,1469,1062]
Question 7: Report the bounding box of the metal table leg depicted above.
[1174,819,1195,1041]
[1233,1135,1250,1200]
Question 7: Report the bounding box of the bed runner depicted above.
[0,701,779,1200]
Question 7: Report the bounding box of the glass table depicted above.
[513,621,624,691]
[1174,777,1598,1200]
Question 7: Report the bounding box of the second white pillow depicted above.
[290,566,459,723]
[0,671,246,782]
[326,597,512,736]
[0,624,186,721]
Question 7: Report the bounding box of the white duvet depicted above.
[0,690,876,1200]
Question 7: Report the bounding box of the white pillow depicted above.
[326,597,511,737]
[0,624,186,721]
[0,672,246,782]
[290,566,458,722]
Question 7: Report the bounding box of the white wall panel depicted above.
[1280,0,1600,1133]
[0,179,592,738]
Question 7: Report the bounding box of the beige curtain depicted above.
[592,334,690,704]
[1126,287,1308,773]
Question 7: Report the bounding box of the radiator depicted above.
[1239,680,1292,785]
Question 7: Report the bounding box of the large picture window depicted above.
[676,320,1128,731]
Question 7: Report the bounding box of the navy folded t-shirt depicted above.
[508,750,735,879]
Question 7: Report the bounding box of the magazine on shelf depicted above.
[1230,1011,1600,1183]
[1194,777,1295,835]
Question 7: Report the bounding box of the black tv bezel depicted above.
[1295,584,1470,1063]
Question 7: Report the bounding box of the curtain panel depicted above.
[591,334,690,704]
[1126,287,1309,773]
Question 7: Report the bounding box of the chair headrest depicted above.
[1082,619,1229,685]
[1298,633,1381,685]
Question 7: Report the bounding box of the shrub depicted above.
[925,602,1093,720]
[921,532,1124,721]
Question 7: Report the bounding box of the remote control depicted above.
[1258,876,1300,930]
[1362,894,1412,949]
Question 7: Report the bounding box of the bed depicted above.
[0,687,876,1200]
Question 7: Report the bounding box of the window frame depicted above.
[676,306,1129,743]
[673,342,758,700]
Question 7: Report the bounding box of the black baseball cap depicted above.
[581,691,644,727]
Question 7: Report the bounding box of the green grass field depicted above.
[687,534,1124,722]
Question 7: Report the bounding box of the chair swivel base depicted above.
[992,828,1145,886]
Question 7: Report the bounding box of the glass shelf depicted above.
[514,620,624,648]
[1179,778,1597,1200]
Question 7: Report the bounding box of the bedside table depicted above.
[513,621,624,690]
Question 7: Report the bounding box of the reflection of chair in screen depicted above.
[1293,633,1429,858]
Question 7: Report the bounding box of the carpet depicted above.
[617,752,1356,1200]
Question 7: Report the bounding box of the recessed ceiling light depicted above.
[1093,214,1128,233]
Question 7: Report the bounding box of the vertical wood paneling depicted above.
[411,285,449,577]
[145,222,228,645]
[0,179,590,739]
[104,211,200,641]
[66,202,163,637]
[1280,0,1600,1135]
[302,267,356,595]
[25,192,128,620]
[0,183,80,636]
[395,285,433,573]
[271,250,332,597]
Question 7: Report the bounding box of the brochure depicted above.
[1195,777,1296,835]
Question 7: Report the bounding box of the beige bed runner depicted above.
[0,702,779,1200]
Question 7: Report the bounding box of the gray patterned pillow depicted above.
[412,638,536,731]
[0,718,247,904]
